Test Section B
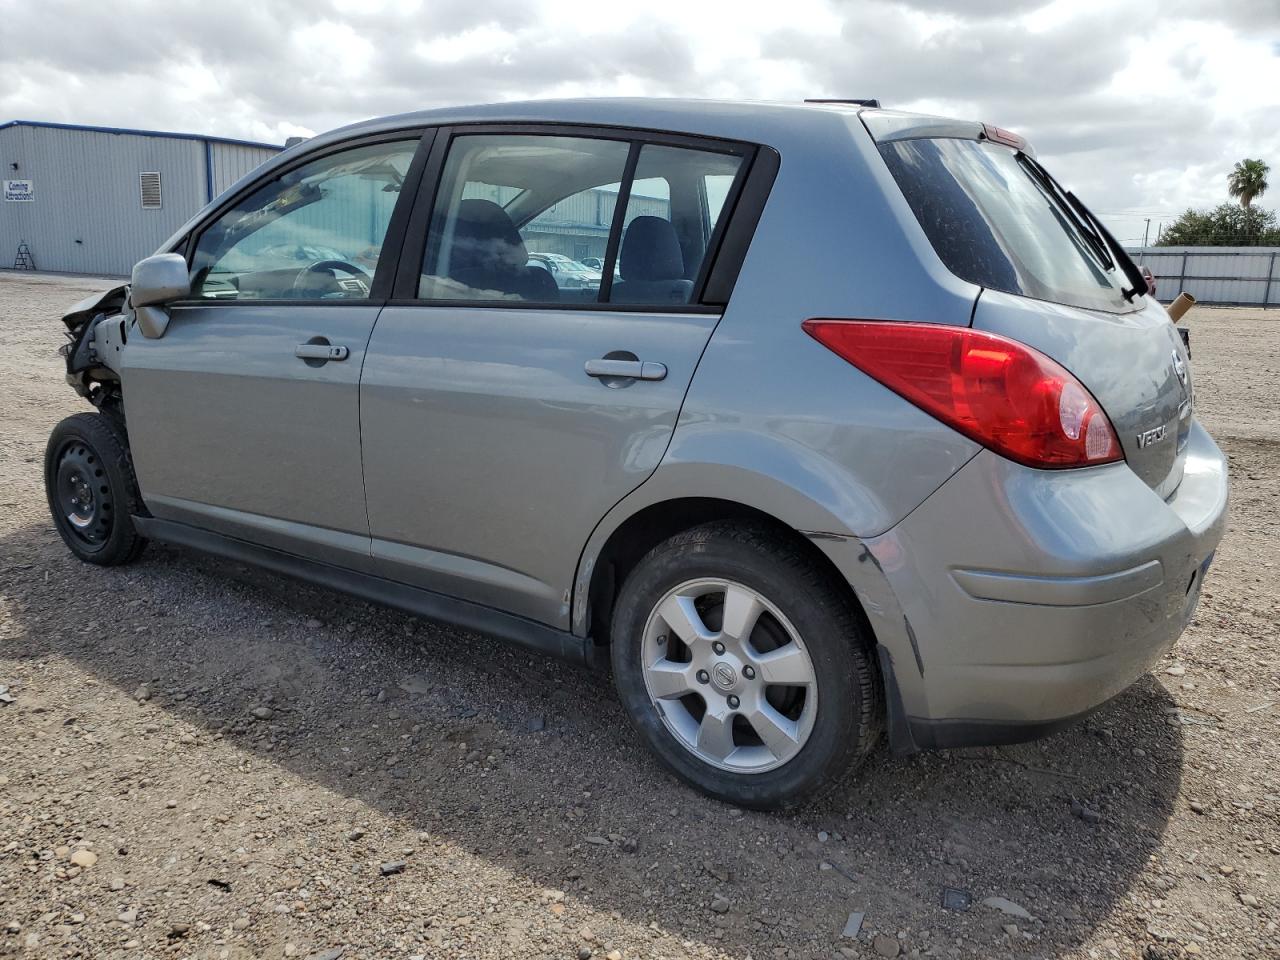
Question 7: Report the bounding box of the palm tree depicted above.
[1228,159,1270,208]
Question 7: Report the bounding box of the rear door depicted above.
[359,127,754,626]
[123,134,425,567]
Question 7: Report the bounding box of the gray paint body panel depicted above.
[354,103,983,630]
[121,303,378,570]
[864,422,1227,723]
[972,289,1192,495]
[360,305,719,626]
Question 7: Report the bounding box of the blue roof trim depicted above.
[0,119,283,151]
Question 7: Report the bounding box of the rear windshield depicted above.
[879,137,1132,313]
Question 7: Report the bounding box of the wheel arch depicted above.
[575,489,874,651]
[44,411,148,566]
[573,464,930,752]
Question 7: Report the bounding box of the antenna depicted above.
[804,98,881,108]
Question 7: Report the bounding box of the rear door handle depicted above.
[584,358,667,381]
[295,342,349,361]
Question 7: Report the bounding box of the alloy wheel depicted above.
[640,578,818,773]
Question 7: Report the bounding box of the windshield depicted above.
[879,137,1134,313]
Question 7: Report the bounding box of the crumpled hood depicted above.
[61,285,128,332]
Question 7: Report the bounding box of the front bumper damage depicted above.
[59,284,130,404]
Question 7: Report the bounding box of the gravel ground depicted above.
[0,271,1276,960]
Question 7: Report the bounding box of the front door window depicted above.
[189,140,418,301]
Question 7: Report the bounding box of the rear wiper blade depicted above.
[1018,155,1115,273]
[1062,189,1148,303]
[1019,153,1146,302]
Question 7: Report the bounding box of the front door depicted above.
[123,136,422,568]
[360,130,750,626]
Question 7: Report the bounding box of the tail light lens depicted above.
[802,319,1123,469]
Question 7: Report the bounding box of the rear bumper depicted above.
[852,420,1228,748]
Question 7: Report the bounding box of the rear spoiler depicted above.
[860,110,1036,157]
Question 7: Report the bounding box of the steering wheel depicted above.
[294,259,372,296]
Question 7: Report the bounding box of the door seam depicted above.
[356,307,383,559]
[566,304,731,634]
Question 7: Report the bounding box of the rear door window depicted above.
[416,133,747,307]
[609,145,744,306]
[879,137,1132,313]
[418,135,630,303]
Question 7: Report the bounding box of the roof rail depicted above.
[804,98,881,108]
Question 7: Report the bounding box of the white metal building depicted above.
[1128,246,1280,307]
[1,121,281,276]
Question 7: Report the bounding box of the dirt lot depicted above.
[0,271,1276,960]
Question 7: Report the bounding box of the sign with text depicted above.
[4,180,34,202]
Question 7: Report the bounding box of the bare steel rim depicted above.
[640,578,818,774]
[53,440,112,553]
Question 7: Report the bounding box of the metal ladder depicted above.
[13,241,35,270]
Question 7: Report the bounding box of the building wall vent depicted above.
[139,171,162,209]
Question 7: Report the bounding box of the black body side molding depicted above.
[132,516,592,666]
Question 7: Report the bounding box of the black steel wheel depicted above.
[44,413,147,565]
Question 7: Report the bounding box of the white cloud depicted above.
[1,0,1277,242]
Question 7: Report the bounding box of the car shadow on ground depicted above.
[1,520,1186,957]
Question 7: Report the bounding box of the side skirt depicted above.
[132,516,591,666]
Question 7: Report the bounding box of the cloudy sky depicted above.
[2,0,1278,243]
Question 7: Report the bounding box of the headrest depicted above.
[448,199,528,277]
[620,216,684,282]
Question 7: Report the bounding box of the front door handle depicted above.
[295,342,349,362]
[584,358,667,381]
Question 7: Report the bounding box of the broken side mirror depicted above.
[130,253,191,339]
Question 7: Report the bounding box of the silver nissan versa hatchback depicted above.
[48,99,1228,809]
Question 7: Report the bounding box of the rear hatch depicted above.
[867,114,1192,496]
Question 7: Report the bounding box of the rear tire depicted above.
[44,412,147,566]
[610,521,880,809]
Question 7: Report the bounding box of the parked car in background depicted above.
[580,255,621,279]
[526,252,603,298]
[48,99,1226,809]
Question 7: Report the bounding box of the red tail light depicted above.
[802,319,1123,469]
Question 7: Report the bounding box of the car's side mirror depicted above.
[130,253,191,339]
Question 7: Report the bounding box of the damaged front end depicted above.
[60,285,132,413]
